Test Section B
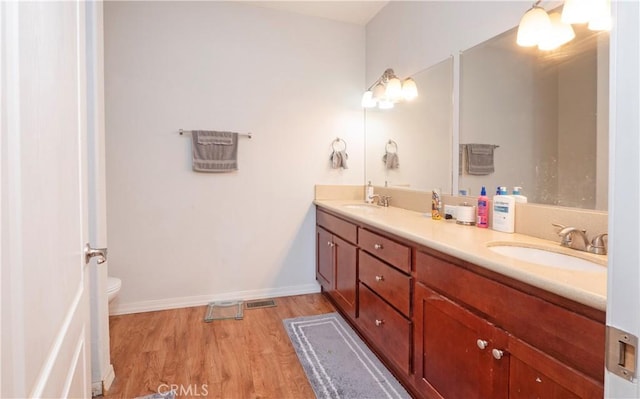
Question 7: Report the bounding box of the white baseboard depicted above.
[103,364,116,391]
[109,283,321,316]
[91,364,115,397]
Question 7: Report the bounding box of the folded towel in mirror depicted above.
[191,130,238,172]
[330,150,348,169]
[465,143,497,175]
[383,152,399,169]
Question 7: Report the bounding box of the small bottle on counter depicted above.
[432,188,442,220]
[477,186,488,228]
[493,194,516,233]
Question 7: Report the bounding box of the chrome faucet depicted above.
[379,195,392,207]
[370,194,392,207]
[552,224,608,255]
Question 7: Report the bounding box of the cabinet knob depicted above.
[375,275,384,282]
[375,319,385,327]
[476,339,488,350]
[374,243,383,250]
[327,241,334,247]
[492,349,504,360]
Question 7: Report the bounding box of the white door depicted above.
[606,1,640,397]
[1,1,94,398]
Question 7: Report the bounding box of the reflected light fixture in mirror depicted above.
[538,12,575,51]
[516,2,551,47]
[361,68,418,109]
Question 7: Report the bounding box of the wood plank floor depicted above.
[104,293,335,399]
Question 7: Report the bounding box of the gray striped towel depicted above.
[191,131,238,172]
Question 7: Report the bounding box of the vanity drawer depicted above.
[360,250,411,317]
[358,283,411,375]
[358,228,411,273]
[317,209,357,244]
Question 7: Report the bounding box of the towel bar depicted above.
[179,129,252,139]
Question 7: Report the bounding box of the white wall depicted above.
[104,2,365,313]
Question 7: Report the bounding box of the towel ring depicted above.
[385,139,398,154]
[332,137,347,152]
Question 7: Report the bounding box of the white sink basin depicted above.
[487,244,606,272]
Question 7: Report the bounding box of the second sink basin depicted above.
[487,243,606,272]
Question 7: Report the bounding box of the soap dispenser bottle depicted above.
[512,186,528,203]
[477,186,488,228]
[366,181,374,204]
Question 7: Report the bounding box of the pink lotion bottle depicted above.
[477,186,489,228]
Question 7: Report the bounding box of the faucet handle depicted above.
[589,233,608,255]
[552,223,566,233]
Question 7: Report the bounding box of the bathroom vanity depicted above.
[315,200,606,399]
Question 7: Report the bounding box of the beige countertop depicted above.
[315,199,607,311]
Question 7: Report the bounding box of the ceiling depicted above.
[242,1,389,25]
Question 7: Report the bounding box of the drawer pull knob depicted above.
[492,349,504,360]
[476,339,488,350]
[374,244,383,250]
[327,241,335,247]
[375,319,385,327]
[375,275,384,282]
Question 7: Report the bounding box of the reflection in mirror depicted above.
[365,57,453,193]
[460,22,609,210]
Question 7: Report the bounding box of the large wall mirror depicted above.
[460,22,609,210]
[365,57,453,193]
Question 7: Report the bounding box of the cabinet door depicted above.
[414,283,508,399]
[508,335,603,399]
[333,235,357,319]
[316,226,334,291]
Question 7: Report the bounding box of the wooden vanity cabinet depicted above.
[315,206,605,399]
[316,210,358,320]
[414,249,604,399]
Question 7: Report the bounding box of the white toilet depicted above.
[107,276,122,303]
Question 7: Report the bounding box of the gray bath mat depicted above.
[283,312,410,399]
[134,390,175,399]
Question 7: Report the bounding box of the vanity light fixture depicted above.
[361,68,418,109]
[517,0,610,49]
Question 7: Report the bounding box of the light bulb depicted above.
[385,77,402,101]
[562,0,594,24]
[539,12,576,50]
[372,83,386,101]
[517,6,552,47]
[361,91,376,108]
[401,78,418,101]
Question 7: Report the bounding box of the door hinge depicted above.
[606,325,637,382]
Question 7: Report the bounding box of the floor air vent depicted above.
[245,299,276,309]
